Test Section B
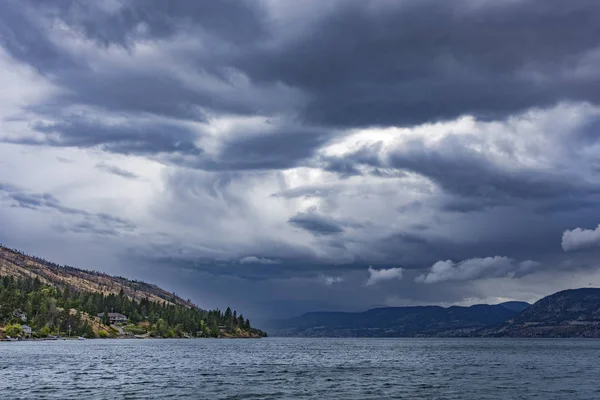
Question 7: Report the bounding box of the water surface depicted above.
[2,338,599,399]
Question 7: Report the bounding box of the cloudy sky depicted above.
[2,0,600,319]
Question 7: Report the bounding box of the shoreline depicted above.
[1,336,263,342]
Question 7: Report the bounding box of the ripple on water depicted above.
[2,338,600,399]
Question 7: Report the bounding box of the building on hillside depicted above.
[218,325,232,334]
[21,325,32,337]
[97,313,128,324]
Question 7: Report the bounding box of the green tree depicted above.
[39,326,51,337]
[5,323,22,338]
[101,311,110,326]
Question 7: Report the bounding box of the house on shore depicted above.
[218,325,232,335]
[97,313,128,324]
[21,325,32,337]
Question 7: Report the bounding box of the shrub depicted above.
[39,326,51,337]
[97,330,109,338]
[5,323,22,338]
[124,325,147,335]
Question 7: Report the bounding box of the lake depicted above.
[1,338,599,399]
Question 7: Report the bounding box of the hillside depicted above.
[264,303,526,337]
[482,288,600,338]
[497,301,530,313]
[0,245,266,339]
[0,245,194,308]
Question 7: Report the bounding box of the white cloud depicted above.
[239,256,281,265]
[366,266,403,286]
[562,224,600,252]
[416,256,540,284]
[319,274,344,286]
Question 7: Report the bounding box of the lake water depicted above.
[1,338,599,399]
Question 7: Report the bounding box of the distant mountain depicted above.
[265,289,600,338]
[264,304,522,337]
[483,288,600,338]
[499,301,530,313]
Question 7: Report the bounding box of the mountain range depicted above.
[264,289,600,338]
[263,301,530,337]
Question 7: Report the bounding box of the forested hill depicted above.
[0,245,193,307]
[0,245,266,339]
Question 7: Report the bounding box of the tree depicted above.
[5,323,22,338]
[101,311,110,326]
[39,326,51,337]
[0,271,265,340]
[83,324,95,338]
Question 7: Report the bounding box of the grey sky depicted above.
[2,0,600,319]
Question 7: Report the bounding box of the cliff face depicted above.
[0,245,194,308]
[482,288,600,337]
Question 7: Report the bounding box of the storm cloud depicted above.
[2,0,600,318]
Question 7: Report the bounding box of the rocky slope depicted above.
[0,245,194,308]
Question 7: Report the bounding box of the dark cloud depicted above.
[387,136,595,201]
[6,117,332,171]
[0,182,136,236]
[3,0,600,317]
[0,0,282,134]
[96,162,139,180]
[237,0,600,127]
[0,1,77,71]
[51,72,211,122]
[4,0,600,141]
[201,125,336,171]
[319,143,383,177]
[49,0,266,47]
[439,197,501,214]
[288,211,346,236]
[12,118,204,156]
